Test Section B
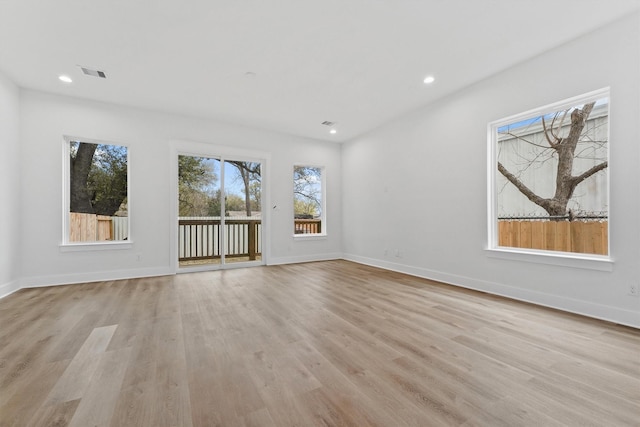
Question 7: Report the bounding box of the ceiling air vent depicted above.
[321,121,335,126]
[79,66,107,78]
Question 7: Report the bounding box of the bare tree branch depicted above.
[497,161,549,208]
[541,116,559,148]
[552,109,569,139]
[503,131,552,150]
[571,161,608,188]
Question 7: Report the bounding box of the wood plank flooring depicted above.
[1,260,638,426]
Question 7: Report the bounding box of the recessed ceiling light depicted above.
[330,129,337,134]
[58,75,72,83]
[423,75,435,84]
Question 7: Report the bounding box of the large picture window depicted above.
[293,165,325,235]
[64,138,129,244]
[488,88,609,257]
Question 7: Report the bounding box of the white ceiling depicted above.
[1,0,638,142]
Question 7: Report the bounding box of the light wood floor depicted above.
[1,260,638,426]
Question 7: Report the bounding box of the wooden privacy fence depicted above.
[179,219,262,261]
[69,213,128,242]
[70,213,113,241]
[498,220,608,255]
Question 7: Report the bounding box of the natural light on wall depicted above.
[488,88,610,258]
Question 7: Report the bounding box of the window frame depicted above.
[486,88,612,271]
[293,164,326,239]
[61,135,132,251]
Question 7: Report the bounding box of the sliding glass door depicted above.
[177,155,262,268]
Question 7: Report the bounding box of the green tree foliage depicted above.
[224,193,246,212]
[89,145,128,215]
[249,180,261,212]
[204,190,245,216]
[178,155,217,216]
[207,189,223,217]
[70,141,128,216]
[178,157,261,217]
[293,198,317,217]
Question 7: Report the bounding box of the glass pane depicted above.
[224,160,262,263]
[69,141,128,242]
[177,155,221,267]
[495,95,609,255]
[293,166,322,234]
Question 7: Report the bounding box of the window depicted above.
[293,165,324,235]
[488,88,609,257]
[63,138,129,244]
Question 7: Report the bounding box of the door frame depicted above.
[170,140,271,273]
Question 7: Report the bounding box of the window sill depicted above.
[60,241,133,252]
[485,247,613,272]
[293,233,327,240]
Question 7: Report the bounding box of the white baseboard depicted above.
[0,279,21,299]
[343,254,640,329]
[268,252,343,266]
[21,266,174,289]
[7,255,638,329]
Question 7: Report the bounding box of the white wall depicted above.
[342,14,640,327]
[0,72,21,297]
[18,91,342,287]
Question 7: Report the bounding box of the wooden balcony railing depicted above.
[179,218,324,263]
[178,219,262,261]
[294,219,322,234]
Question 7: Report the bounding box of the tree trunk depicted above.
[70,143,97,213]
[548,102,595,215]
[240,168,252,216]
[229,161,260,216]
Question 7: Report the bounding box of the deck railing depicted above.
[179,218,262,261]
[294,219,322,234]
[178,217,323,262]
